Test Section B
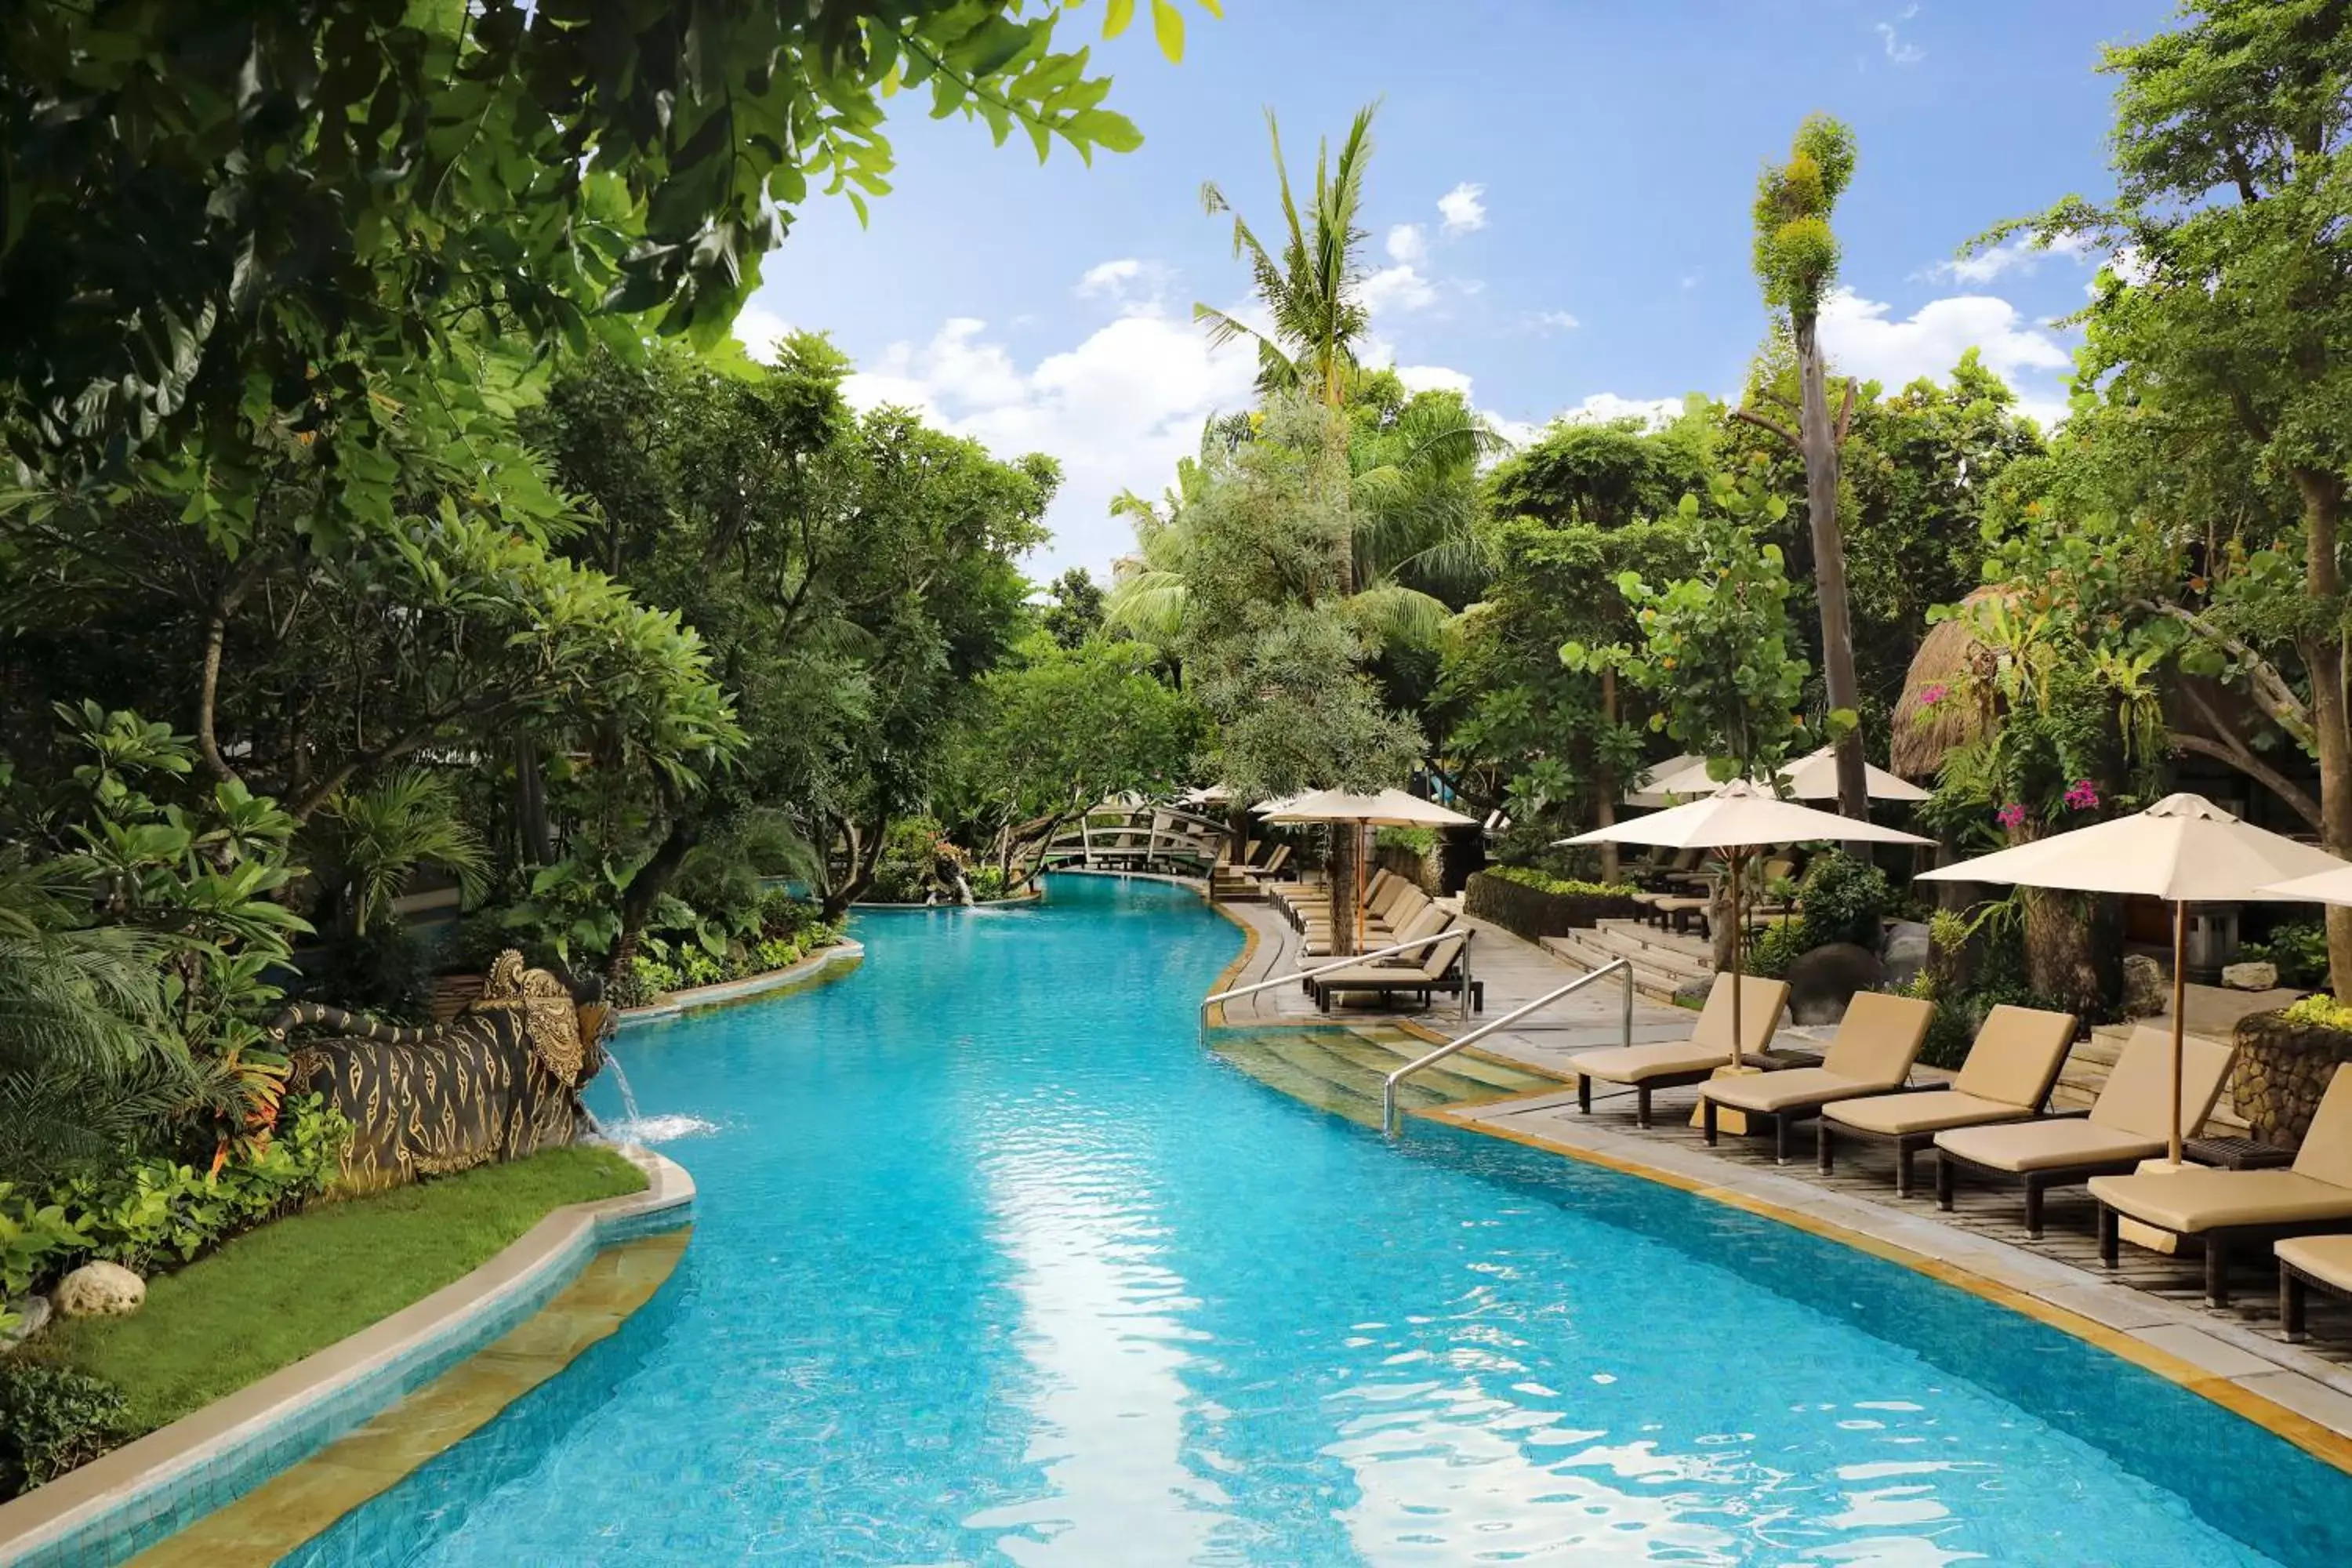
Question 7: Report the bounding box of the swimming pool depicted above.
[291,874,2351,1566]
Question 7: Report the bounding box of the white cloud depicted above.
[1437,182,1487,234]
[1396,365,1473,397]
[1356,263,1437,315]
[1074,256,1173,315]
[1923,230,2093,285]
[1818,287,2072,389]
[1493,393,1688,449]
[1385,223,1427,265]
[1875,5,1924,64]
[732,302,793,363]
[839,283,1258,579]
[1529,310,1581,333]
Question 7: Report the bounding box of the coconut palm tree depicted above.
[1196,103,1377,413]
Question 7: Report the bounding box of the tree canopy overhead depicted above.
[1,0,1189,521]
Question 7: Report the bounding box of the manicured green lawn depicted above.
[35,1147,647,1436]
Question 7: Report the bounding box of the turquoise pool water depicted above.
[290,875,2352,1566]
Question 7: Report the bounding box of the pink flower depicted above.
[1917,682,1949,708]
[2063,779,2101,811]
[1995,802,2029,830]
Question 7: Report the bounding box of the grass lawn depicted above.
[34,1146,648,1436]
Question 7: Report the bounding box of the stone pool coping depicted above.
[0,1147,694,1568]
[1421,1092,2352,1474]
[615,936,863,1028]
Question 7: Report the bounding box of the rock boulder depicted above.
[1786,942,1887,1026]
[2122,953,2169,1018]
[0,1294,51,1348]
[53,1261,145,1319]
[2222,960,2280,992]
[1878,921,1932,992]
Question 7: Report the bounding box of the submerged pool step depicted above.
[1208,1025,1558,1127]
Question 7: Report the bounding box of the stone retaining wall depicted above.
[2233,1009,2352,1148]
[1462,871,1641,944]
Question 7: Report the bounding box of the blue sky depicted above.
[739,0,2179,579]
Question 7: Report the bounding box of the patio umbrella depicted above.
[1639,745,1930,805]
[1920,793,2346,1165]
[1562,781,1933,1064]
[1623,753,1704,808]
[1261,789,1478,953]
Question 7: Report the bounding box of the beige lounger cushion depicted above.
[2086,1169,2352,1233]
[2086,1025,2235,1142]
[1570,973,1788,1086]
[1933,1119,2167,1174]
[1704,993,1933,1113]
[1827,1089,2044,1137]
[1823,1002,2078,1138]
[1572,1038,1766,1084]
[2090,1062,2352,1234]
[1949,1004,2080,1108]
[1937,1027,2235,1172]
[2275,1235,2352,1292]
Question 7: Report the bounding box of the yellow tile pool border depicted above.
[122,1227,692,1566]
[0,1149,695,1568]
[1417,1099,2352,1476]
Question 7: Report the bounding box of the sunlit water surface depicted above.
[290,875,2352,1566]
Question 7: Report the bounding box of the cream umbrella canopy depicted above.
[1920,793,2347,1164]
[1562,781,1933,1064]
[2259,865,2352,907]
[1639,745,1930,804]
[1261,789,1479,954]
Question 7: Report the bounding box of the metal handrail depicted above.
[1201,928,1475,1029]
[1381,958,1634,1134]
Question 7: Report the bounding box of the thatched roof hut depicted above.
[1890,589,2003,780]
[1888,587,2323,833]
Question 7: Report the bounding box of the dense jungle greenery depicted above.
[3,0,2351,1488]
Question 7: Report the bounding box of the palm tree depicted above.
[0,855,188,1180]
[310,768,489,936]
[1196,103,1377,414]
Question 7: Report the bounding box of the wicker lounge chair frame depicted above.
[1815,1004,2078,1196]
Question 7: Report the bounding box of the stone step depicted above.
[1541,933,1686,1004]
[1586,923,1713,980]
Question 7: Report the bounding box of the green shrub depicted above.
[1479,864,1634,898]
[2283,993,2352,1033]
[1,1096,350,1289]
[0,1361,127,1497]
[1376,826,1439,855]
[1796,851,1892,949]
[1744,918,1809,980]
[2245,922,2331,989]
[303,924,434,1023]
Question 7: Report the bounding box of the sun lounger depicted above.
[2091,1062,2352,1307]
[1299,898,1448,971]
[1288,869,1403,931]
[1933,1025,2234,1237]
[2278,1234,2352,1341]
[1698,991,1936,1163]
[1309,920,1481,1014]
[1240,843,1293,880]
[1566,973,1791,1127]
[1299,885,1428,952]
[1817,1004,2078,1195]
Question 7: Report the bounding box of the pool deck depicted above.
[1213,891,2352,1462]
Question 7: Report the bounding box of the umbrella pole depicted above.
[1730,848,1744,1071]
[2170,900,2187,1167]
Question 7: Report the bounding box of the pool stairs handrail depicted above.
[1201,928,1477,1040]
[1380,958,1634,1134]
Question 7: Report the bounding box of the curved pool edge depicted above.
[0,1147,695,1568]
[1417,1098,2352,1477]
[615,938,864,1029]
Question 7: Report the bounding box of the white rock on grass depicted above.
[53,1261,145,1318]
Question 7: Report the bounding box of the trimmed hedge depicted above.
[1464,869,1641,942]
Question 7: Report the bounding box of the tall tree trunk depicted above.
[2293,470,2352,1000]
[514,742,556,866]
[1327,825,1361,957]
[1793,314,1870,839]
[1596,667,1620,884]
[820,814,889,921]
[604,816,700,988]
